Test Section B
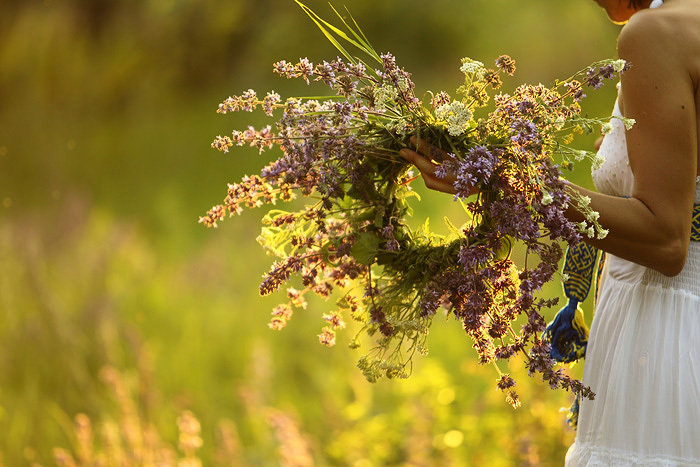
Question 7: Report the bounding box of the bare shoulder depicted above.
[618,7,674,56]
[618,1,700,74]
[615,1,699,229]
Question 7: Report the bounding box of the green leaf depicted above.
[351,232,381,265]
[396,189,421,202]
[374,205,386,228]
[295,1,382,66]
[443,216,462,237]
[295,1,360,64]
[256,226,293,258]
[457,198,474,218]
[355,208,376,223]
[330,4,381,63]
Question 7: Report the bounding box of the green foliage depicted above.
[0,0,613,465]
[0,201,582,466]
[350,233,382,266]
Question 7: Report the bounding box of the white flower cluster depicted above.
[387,118,409,135]
[574,194,608,239]
[435,101,473,136]
[592,153,606,171]
[600,115,634,135]
[578,221,608,240]
[460,58,485,79]
[541,190,554,206]
[568,147,606,171]
[612,59,627,73]
[573,149,589,162]
[373,84,398,111]
[397,77,410,92]
[554,116,567,130]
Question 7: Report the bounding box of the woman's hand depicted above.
[399,137,458,195]
[594,135,604,152]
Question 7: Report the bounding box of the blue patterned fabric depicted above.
[543,241,600,363]
[692,204,700,242]
[543,298,590,363]
[562,242,601,304]
[566,393,581,429]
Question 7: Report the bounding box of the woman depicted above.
[401,0,700,464]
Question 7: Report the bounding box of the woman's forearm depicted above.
[565,182,690,276]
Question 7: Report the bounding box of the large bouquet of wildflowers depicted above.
[200,2,631,407]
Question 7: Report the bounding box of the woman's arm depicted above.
[401,10,698,277]
[581,10,697,276]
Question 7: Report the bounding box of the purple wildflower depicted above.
[458,244,493,270]
[314,61,336,86]
[586,67,604,90]
[295,58,314,84]
[272,60,297,78]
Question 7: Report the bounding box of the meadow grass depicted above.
[0,1,617,464]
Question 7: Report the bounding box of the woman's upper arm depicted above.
[617,13,698,247]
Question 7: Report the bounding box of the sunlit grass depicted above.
[0,201,579,465]
[1,1,614,465]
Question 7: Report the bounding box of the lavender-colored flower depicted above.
[483,69,503,89]
[333,101,353,124]
[565,80,586,102]
[380,52,397,74]
[452,145,498,196]
[260,255,303,296]
[495,55,516,75]
[381,224,394,239]
[272,60,297,78]
[204,44,615,403]
[314,61,336,86]
[434,157,458,180]
[497,374,516,390]
[240,89,258,112]
[430,91,451,110]
[586,67,604,90]
[262,91,281,116]
[318,327,336,346]
[294,57,314,84]
[334,75,358,97]
[218,95,242,114]
[348,61,367,77]
[458,244,493,270]
[510,119,539,146]
[211,135,233,153]
[418,287,442,317]
[329,57,349,73]
[516,99,536,116]
[489,200,540,241]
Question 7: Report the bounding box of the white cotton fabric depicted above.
[566,2,700,464]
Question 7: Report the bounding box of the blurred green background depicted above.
[0,0,622,465]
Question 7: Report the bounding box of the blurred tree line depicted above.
[0,0,622,465]
[0,0,620,223]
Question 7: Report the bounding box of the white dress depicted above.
[565,2,700,464]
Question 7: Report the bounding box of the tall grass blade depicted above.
[330,4,381,62]
[295,0,381,65]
